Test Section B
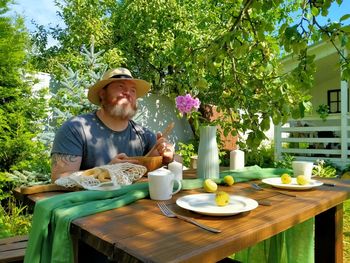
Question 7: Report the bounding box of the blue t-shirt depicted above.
[51,112,157,170]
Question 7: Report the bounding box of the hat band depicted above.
[110,74,133,79]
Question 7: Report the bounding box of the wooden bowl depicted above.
[129,156,163,173]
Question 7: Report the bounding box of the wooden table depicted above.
[21,172,350,263]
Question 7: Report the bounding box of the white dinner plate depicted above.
[262,177,323,190]
[176,194,258,216]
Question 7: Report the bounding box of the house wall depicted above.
[311,76,341,113]
[276,41,350,168]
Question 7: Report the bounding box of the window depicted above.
[327,89,341,113]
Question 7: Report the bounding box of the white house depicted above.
[275,40,350,169]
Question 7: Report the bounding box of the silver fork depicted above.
[251,183,296,197]
[157,202,221,233]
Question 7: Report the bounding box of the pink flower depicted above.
[175,94,201,114]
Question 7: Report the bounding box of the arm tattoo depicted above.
[51,153,79,167]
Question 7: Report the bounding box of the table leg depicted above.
[315,203,343,263]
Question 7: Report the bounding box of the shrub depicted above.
[0,197,32,238]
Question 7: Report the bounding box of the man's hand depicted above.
[109,153,140,165]
[149,132,174,164]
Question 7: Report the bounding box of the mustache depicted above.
[109,96,131,105]
[108,104,138,119]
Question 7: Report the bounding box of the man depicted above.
[51,68,174,182]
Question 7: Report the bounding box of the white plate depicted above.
[262,177,323,190]
[176,194,258,216]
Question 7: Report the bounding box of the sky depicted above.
[8,0,350,43]
[10,0,64,31]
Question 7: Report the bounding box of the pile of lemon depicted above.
[203,175,234,207]
[280,173,309,185]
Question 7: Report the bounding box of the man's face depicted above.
[99,80,138,119]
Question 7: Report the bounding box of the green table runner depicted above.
[24,166,313,263]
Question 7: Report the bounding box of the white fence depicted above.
[274,114,350,169]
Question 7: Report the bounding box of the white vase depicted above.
[196,125,220,179]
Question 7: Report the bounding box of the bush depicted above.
[0,197,32,238]
[245,143,275,168]
[176,141,198,168]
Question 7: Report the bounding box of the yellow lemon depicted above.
[341,171,350,179]
[296,175,309,185]
[223,175,235,186]
[215,191,230,206]
[203,179,218,193]
[281,173,292,184]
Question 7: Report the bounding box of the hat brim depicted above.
[88,78,151,105]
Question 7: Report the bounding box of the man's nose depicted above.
[122,88,131,96]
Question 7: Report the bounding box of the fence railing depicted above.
[274,114,350,168]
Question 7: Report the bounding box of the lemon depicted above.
[281,173,292,184]
[203,179,218,193]
[215,191,230,206]
[341,171,350,179]
[296,175,309,185]
[223,175,235,186]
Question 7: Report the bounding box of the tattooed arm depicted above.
[51,153,82,182]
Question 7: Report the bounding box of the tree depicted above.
[0,0,49,173]
[31,0,350,150]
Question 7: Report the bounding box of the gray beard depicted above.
[108,104,137,119]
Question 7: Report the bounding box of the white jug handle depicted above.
[172,179,182,195]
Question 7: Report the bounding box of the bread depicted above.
[82,168,111,182]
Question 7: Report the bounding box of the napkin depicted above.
[181,165,292,190]
[24,182,149,263]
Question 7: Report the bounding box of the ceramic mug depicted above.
[292,161,315,180]
[148,168,182,200]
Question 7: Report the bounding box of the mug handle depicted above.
[172,179,182,195]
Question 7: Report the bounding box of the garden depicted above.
[1,0,350,262]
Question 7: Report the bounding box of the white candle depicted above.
[168,161,183,180]
[230,149,245,170]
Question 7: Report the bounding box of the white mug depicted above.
[292,161,315,180]
[148,168,182,200]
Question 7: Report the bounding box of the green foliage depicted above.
[274,154,296,169]
[0,197,32,238]
[30,0,350,152]
[176,141,198,168]
[48,43,106,132]
[245,143,276,168]
[0,3,50,173]
[4,170,50,187]
[312,159,338,177]
[0,172,14,201]
[316,104,330,121]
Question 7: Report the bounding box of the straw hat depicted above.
[87,68,151,105]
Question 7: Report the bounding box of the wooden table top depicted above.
[57,173,350,263]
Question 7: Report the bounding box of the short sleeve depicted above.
[51,120,84,157]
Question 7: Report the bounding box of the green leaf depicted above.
[260,116,270,131]
[272,112,281,125]
[311,7,319,17]
[340,14,350,22]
